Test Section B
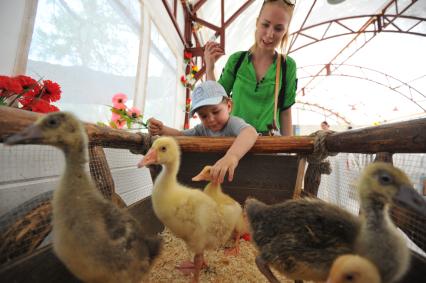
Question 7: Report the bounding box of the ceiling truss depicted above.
[289,14,426,54]
[160,0,425,125]
[292,0,423,95]
[298,64,426,112]
[294,101,351,125]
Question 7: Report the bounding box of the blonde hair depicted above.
[251,0,295,56]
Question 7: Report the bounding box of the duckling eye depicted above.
[160,146,167,152]
[378,171,393,185]
[345,274,354,281]
[46,117,61,128]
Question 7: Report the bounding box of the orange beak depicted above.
[137,148,157,168]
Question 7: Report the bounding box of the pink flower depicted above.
[127,107,141,119]
[112,93,127,109]
[111,112,126,129]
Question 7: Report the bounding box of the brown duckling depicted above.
[326,255,381,283]
[245,162,426,283]
[192,165,249,255]
[138,137,237,283]
[5,112,161,283]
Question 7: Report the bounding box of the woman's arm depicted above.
[280,108,293,136]
[210,126,258,184]
[204,42,224,81]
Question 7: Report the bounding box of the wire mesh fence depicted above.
[318,153,426,256]
[0,143,152,266]
[0,143,425,274]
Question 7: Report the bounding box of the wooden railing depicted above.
[0,106,425,282]
[1,106,425,153]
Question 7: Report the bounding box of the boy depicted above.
[148,80,258,184]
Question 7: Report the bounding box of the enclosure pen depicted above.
[0,106,425,283]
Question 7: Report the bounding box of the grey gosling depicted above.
[5,112,161,283]
[245,162,426,283]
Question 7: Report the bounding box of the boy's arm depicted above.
[147,117,183,136]
[210,126,258,184]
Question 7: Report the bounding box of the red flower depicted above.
[1,74,61,113]
[180,75,187,83]
[41,80,61,102]
[0,76,23,95]
[48,104,60,112]
[18,96,33,107]
[21,98,52,113]
[184,51,192,60]
[15,75,37,89]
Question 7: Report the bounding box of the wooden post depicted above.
[88,145,126,208]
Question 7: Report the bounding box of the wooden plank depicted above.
[127,197,164,236]
[326,118,426,153]
[397,251,426,283]
[175,136,314,153]
[2,107,425,154]
[0,107,149,151]
[0,245,80,283]
[293,157,307,199]
[178,152,300,204]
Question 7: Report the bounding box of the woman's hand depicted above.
[147,117,164,136]
[204,41,224,80]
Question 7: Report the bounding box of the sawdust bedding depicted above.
[145,229,311,283]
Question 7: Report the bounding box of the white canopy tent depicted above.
[1,0,425,130]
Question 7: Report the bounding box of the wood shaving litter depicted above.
[145,229,314,283]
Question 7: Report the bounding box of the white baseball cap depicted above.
[189,81,228,116]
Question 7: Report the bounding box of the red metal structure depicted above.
[162,0,255,128]
[162,0,425,125]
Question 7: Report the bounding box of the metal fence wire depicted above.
[0,145,425,269]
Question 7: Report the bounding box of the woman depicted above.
[204,0,297,136]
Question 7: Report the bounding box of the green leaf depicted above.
[109,121,118,128]
[96,122,107,127]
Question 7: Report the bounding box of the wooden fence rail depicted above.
[1,107,425,154]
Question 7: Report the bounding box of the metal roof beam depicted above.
[298,63,426,111]
[294,0,419,95]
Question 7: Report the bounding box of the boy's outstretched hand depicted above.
[147,117,164,136]
[210,153,239,184]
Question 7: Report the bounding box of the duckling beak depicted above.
[394,185,426,217]
[191,174,204,182]
[137,148,157,168]
[4,125,43,145]
[192,167,211,182]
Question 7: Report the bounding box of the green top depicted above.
[218,51,297,132]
